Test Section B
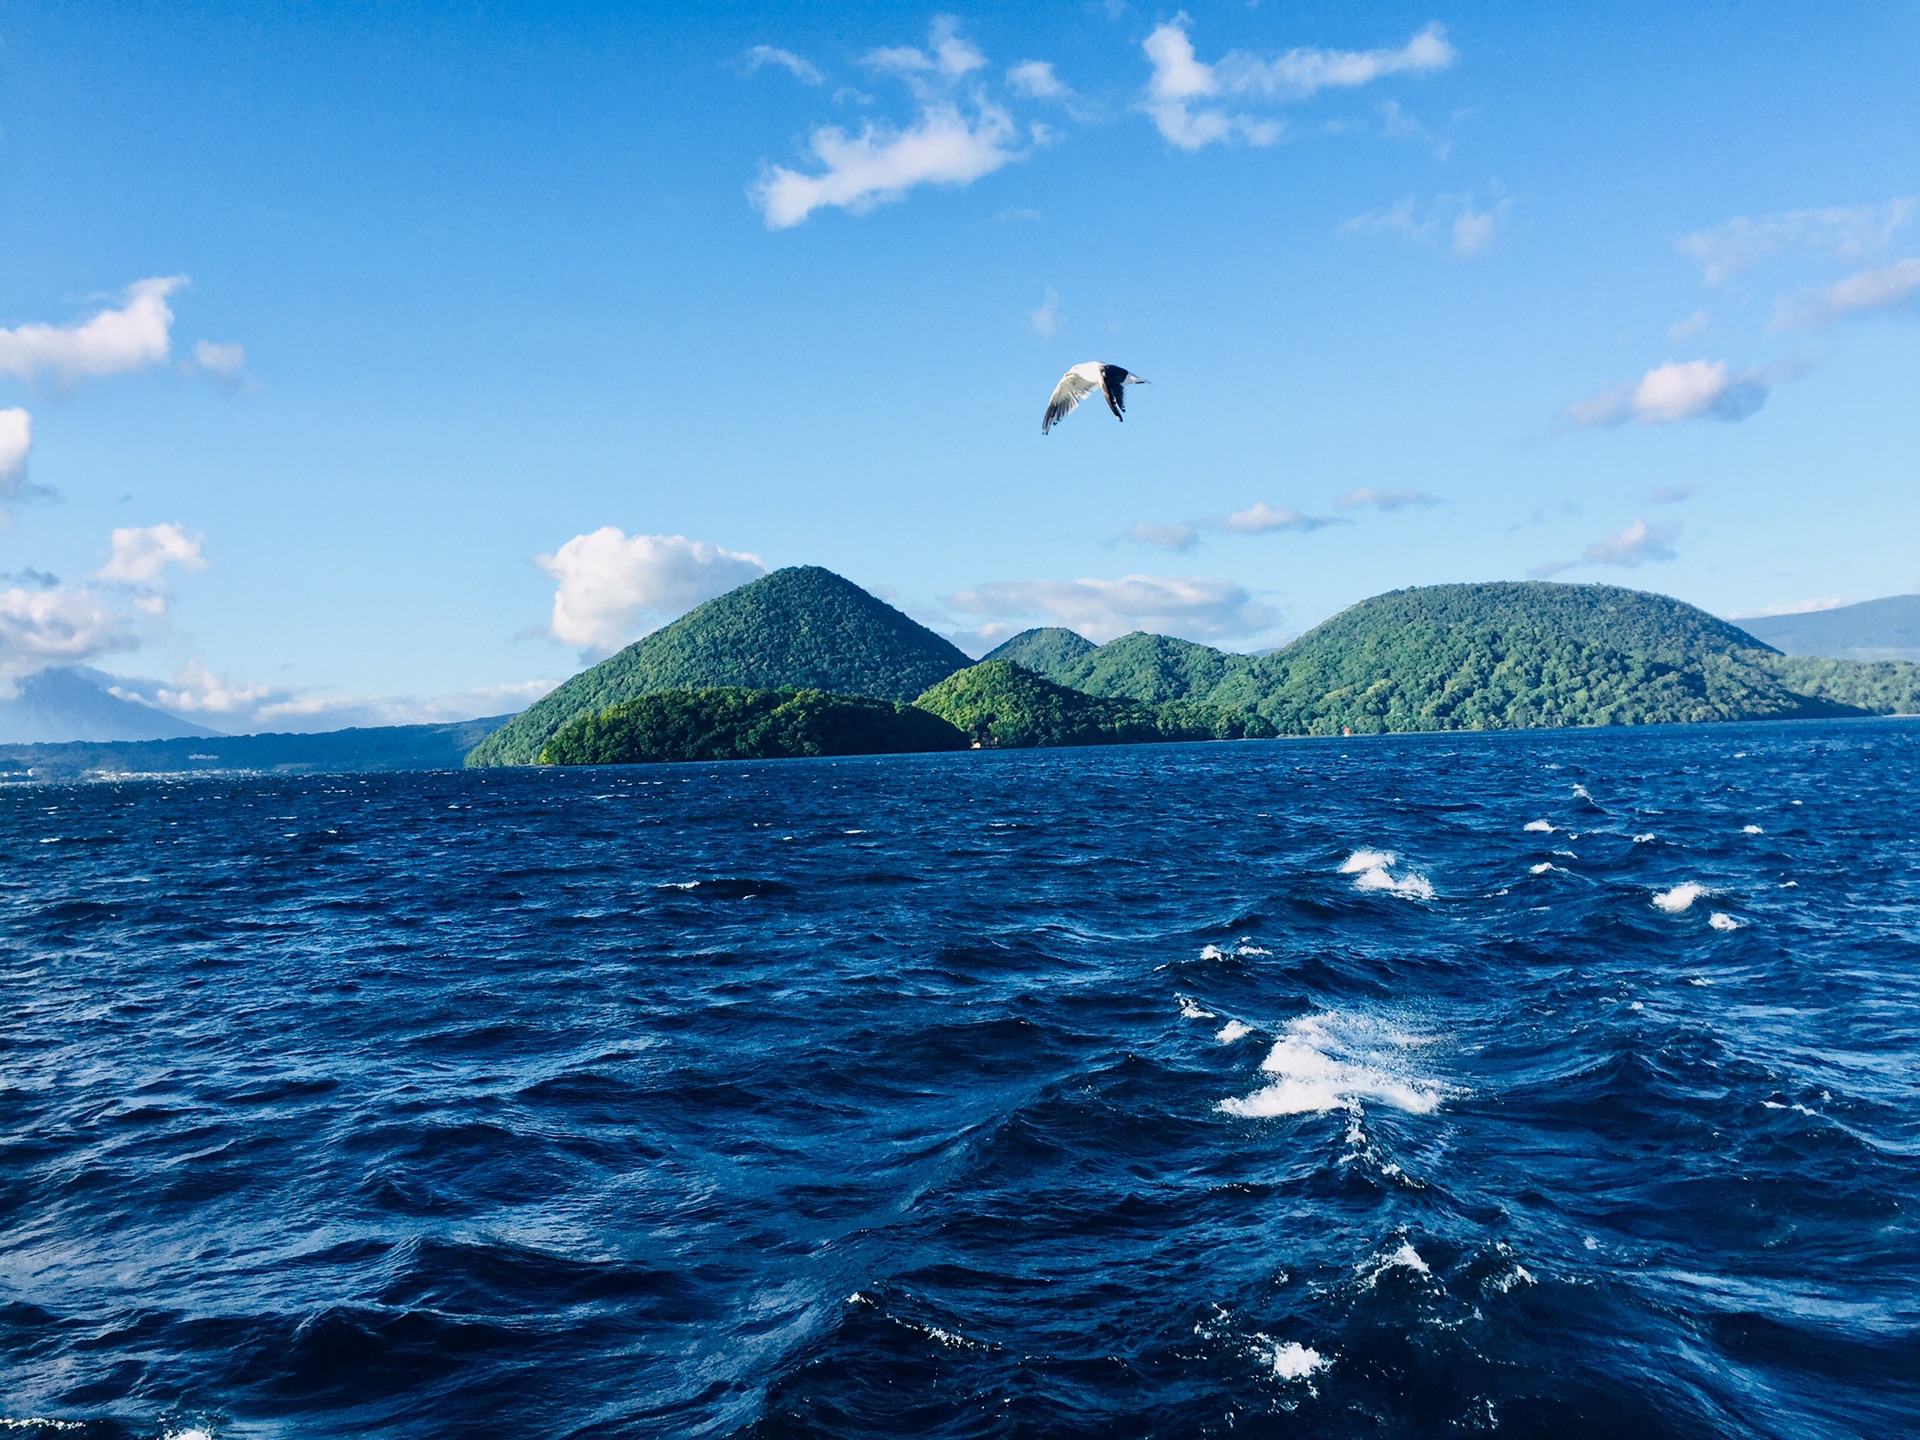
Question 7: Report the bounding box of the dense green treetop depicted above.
[982,627,1097,674]
[470,566,972,765]
[912,661,1272,748]
[541,687,968,765]
[1053,631,1258,706]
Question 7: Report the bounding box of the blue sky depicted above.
[2,1,1916,729]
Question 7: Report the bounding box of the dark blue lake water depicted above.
[4,720,1919,1439]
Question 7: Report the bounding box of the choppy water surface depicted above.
[4,720,1919,1439]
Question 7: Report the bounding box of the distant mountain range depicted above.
[0,666,219,743]
[0,716,512,783]
[1737,595,1920,663]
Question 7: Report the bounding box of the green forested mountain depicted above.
[469,567,971,765]
[1227,583,1846,733]
[914,661,1273,748]
[991,583,1877,734]
[540,688,967,765]
[1764,654,1920,715]
[982,627,1097,674]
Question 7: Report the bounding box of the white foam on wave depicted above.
[1572,783,1595,801]
[1357,1240,1431,1288]
[1529,862,1557,875]
[1218,1010,1450,1118]
[1201,940,1271,960]
[1178,995,1216,1020]
[1742,824,1763,835]
[1339,848,1396,874]
[1253,1337,1328,1380]
[1216,1020,1252,1044]
[1341,849,1434,901]
[1708,911,1743,931]
[1523,819,1554,833]
[1633,832,1656,844]
[1652,882,1709,913]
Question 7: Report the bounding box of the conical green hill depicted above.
[468,566,971,765]
[981,627,1097,678]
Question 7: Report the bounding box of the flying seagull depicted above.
[1042,362,1149,435]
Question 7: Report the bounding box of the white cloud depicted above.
[0,582,138,687]
[1336,487,1439,511]
[948,573,1278,644]
[1679,198,1917,284]
[0,409,31,501]
[536,528,766,655]
[1582,518,1678,568]
[1451,204,1497,258]
[1776,257,1920,327]
[1143,18,1453,151]
[742,45,824,85]
[1007,60,1065,98]
[1564,358,1768,428]
[1731,596,1849,619]
[1223,502,1339,533]
[95,523,208,585]
[1029,287,1061,338]
[1128,521,1199,552]
[0,277,184,388]
[753,103,1021,228]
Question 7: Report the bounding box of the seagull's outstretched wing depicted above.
[1100,365,1131,420]
[1043,366,1099,435]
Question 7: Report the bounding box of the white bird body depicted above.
[1043,361,1149,434]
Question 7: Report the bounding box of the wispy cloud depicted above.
[1679,198,1917,284]
[108,662,561,734]
[751,20,1029,228]
[1223,502,1341,533]
[1563,358,1769,428]
[1335,487,1440,511]
[1341,192,1506,259]
[1533,518,1679,577]
[185,339,248,386]
[1378,100,1452,159]
[0,277,184,390]
[1007,60,1066,99]
[1127,522,1199,552]
[1775,257,1920,328]
[536,528,766,656]
[1029,287,1061,338]
[1142,18,1454,151]
[948,573,1278,645]
[741,45,824,86]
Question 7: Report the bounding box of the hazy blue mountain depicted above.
[1737,595,1920,663]
[0,715,513,783]
[0,667,220,744]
